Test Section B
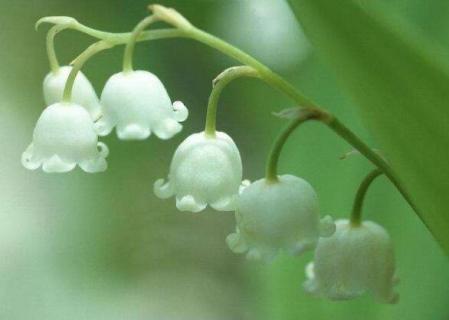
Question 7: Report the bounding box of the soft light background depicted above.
[0,0,448,319]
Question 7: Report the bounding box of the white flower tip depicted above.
[226,232,248,253]
[42,155,76,173]
[210,196,236,211]
[153,179,174,199]
[319,215,336,237]
[154,119,182,140]
[96,142,109,158]
[21,144,41,170]
[80,157,108,173]
[172,101,188,122]
[239,179,251,194]
[305,262,315,280]
[176,195,207,213]
[288,240,317,256]
[117,124,151,140]
[94,117,113,137]
[246,248,277,263]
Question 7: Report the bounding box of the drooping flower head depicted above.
[304,219,399,304]
[227,175,335,262]
[43,66,102,120]
[21,102,108,173]
[154,131,242,212]
[95,70,188,140]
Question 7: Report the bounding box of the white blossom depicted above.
[154,131,242,212]
[43,66,102,120]
[21,102,108,173]
[95,70,188,140]
[304,219,399,304]
[226,175,335,262]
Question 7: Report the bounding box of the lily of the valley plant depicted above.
[22,4,409,304]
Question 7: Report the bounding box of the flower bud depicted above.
[154,131,242,212]
[43,66,102,120]
[21,102,108,173]
[304,219,399,304]
[227,175,335,262]
[96,70,188,140]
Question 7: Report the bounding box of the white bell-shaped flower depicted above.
[43,66,102,120]
[304,219,399,304]
[154,131,242,212]
[21,102,109,173]
[95,70,188,140]
[226,175,335,262]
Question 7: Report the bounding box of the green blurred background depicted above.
[1,0,448,319]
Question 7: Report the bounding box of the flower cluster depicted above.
[23,66,187,172]
[22,5,399,306]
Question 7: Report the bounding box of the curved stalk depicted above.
[122,15,158,72]
[350,169,383,226]
[265,108,329,182]
[205,66,261,136]
[46,25,65,73]
[62,41,113,102]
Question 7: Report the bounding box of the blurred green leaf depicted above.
[287,0,449,254]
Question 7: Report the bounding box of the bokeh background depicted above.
[1,0,448,319]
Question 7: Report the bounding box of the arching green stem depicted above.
[265,108,330,182]
[122,15,158,72]
[62,41,113,102]
[39,9,421,226]
[350,169,383,226]
[205,66,261,136]
[46,25,64,73]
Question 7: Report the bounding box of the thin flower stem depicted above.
[205,66,261,136]
[265,108,329,182]
[122,15,158,72]
[46,25,63,73]
[41,11,421,223]
[62,41,113,102]
[350,169,383,226]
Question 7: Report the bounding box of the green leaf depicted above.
[288,0,449,254]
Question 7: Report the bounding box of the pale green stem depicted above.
[122,15,158,72]
[265,108,328,182]
[46,25,63,73]
[205,66,261,136]
[42,15,421,224]
[62,41,113,102]
[350,169,383,226]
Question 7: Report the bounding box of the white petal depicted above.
[153,119,182,140]
[226,232,248,253]
[43,66,101,120]
[305,262,315,280]
[42,155,76,173]
[117,124,151,140]
[172,101,188,122]
[210,196,236,211]
[246,247,277,263]
[21,144,42,170]
[96,142,109,158]
[94,116,114,137]
[176,195,207,213]
[79,157,107,173]
[288,239,317,256]
[319,215,336,237]
[153,179,174,199]
[239,179,251,194]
